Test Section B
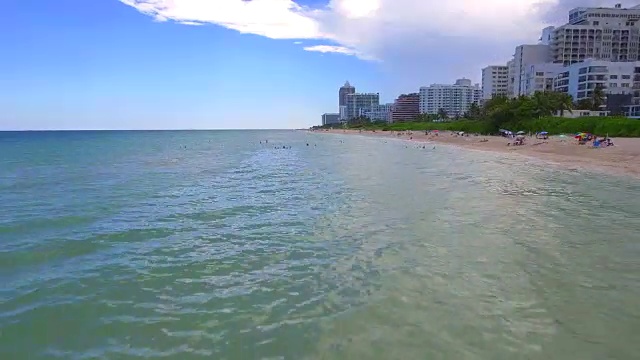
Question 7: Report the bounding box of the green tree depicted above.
[531,91,552,118]
[549,91,573,116]
[437,108,448,119]
[466,103,482,120]
[414,113,435,122]
[575,98,593,110]
[347,115,371,127]
[591,84,606,110]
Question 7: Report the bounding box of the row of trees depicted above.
[468,91,573,126]
[411,89,609,129]
[469,89,611,130]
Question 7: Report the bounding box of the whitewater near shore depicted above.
[318,129,640,178]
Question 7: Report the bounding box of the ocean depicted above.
[1,130,639,359]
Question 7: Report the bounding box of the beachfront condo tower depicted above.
[339,81,355,120]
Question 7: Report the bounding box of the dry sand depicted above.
[318,129,640,178]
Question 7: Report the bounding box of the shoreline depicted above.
[315,129,640,179]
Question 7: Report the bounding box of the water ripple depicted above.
[1,131,639,359]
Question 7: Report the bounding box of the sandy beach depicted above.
[318,129,640,178]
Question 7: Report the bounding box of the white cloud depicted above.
[119,0,327,39]
[303,44,378,60]
[119,0,560,53]
[303,45,354,54]
[119,0,586,86]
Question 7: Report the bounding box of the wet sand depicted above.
[319,129,640,178]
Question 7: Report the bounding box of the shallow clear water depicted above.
[1,130,639,359]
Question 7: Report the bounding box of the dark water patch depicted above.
[0,215,95,236]
[0,236,107,271]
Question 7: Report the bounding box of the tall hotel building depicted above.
[419,78,482,117]
[390,93,419,122]
[549,4,640,65]
[364,103,394,122]
[512,44,551,97]
[338,81,355,120]
[481,65,509,100]
[345,93,380,120]
[553,59,640,102]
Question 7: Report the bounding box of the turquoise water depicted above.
[1,130,639,359]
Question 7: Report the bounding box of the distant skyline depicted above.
[1,0,631,130]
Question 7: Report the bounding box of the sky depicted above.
[0,0,633,130]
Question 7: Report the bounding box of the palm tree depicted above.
[550,92,573,116]
[591,84,606,110]
[437,108,448,120]
[467,103,482,120]
[575,98,592,110]
[531,91,552,118]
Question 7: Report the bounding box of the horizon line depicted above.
[0,128,307,132]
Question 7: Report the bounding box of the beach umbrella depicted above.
[516,131,526,135]
[539,131,548,135]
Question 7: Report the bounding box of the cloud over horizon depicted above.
[118,0,636,89]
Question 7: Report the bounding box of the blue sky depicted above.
[0,0,614,130]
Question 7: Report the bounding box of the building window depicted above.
[609,83,618,87]
[610,75,618,79]
[622,74,631,79]
[622,83,630,87]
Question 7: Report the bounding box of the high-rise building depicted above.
[363,103,394,123]
[419,78,482,117]
[339,106,347,122]
[553,59,640,104]
[512,44,551,97]
[481,65,509,100]
[321,113,340,126]
[523,63,564,96]
[540,26,555,45]
[507,59,516,97]
[345,93,379,120]
[338,81,355,120]
[550,4,640,66]
[567,3,640,25]
[391,93,419,122]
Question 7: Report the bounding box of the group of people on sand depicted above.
[577,134,614,148]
